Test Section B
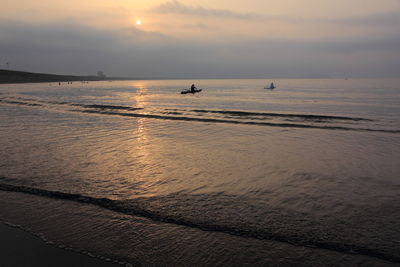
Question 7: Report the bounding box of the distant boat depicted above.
[264,82,275,90]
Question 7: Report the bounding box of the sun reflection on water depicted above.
[131,82,148,109]
[126,82,165,197]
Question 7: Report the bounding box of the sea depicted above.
[0,79,399,266]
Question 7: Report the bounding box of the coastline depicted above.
[0,69,137,84]
[0,69,105,84]
[0,222,122,267]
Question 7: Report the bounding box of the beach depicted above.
[0,222,121,267]
[1,189,395,266]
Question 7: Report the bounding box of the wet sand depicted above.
[0,223,121,267]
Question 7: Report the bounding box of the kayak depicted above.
[181,89,202,94]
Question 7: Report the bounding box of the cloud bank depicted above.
[1,16,399,78]
[151,0,400,27]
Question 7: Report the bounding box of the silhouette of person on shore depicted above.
[191,84,197,93]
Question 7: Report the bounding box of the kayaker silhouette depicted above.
[270,82,275,89]
[191,84,197,93]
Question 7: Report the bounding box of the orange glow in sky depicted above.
[1,0,399,77]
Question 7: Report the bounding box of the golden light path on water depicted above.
[127,81,166,197]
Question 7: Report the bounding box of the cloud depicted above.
[322,11,400,26]
[151,1,400,27]
[1,20,399,78]
[150,0,261,20]
[182,23,217,31]
[0,20,176,76]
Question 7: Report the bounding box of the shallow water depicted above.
[1,79,400,265]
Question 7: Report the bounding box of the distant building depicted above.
[97,71,106,78]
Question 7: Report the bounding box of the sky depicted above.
[1,0,400,78]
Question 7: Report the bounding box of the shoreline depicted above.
[0,222,123,267]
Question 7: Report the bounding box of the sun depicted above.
[136,20,142,25]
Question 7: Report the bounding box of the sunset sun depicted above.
[136,19,142,25]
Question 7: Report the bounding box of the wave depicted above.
[190,109,371,121]
[80,109,399,133]
[1,97,399,134]
[0,181,398,264]
[80,104,143,111]
[0,99,42,107]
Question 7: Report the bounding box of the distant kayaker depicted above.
[270,82,275,89]
[191,84,197,93]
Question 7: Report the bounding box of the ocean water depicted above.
[0,79,399,266]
